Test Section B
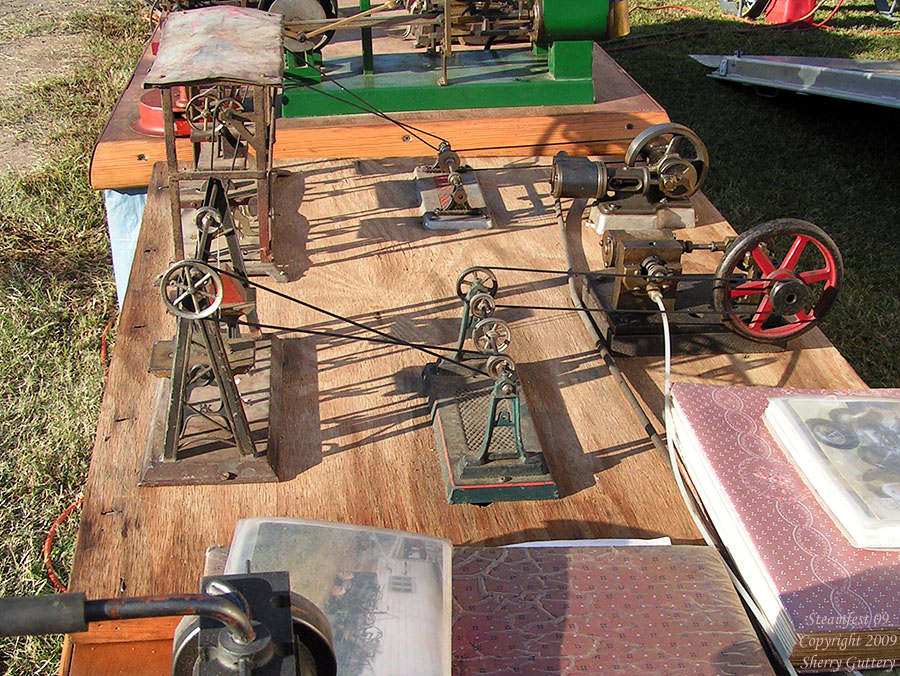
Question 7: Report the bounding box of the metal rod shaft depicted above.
[284,14,439,29]
[84,594,255,643]
[361,0,375,75]
[439,0,452,86]
[303,0,399,39]
[161,88,185,259]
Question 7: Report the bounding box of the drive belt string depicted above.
[204,262,812,385]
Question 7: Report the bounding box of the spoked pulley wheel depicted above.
[712,219,842,343]
[161,260,224,320]
[472,318,512,354]
[194,206,224,236]
[469,292,496,318]
[625,122,709,199]
[486,354,516,380]
[456,266,499,300]
[185,89,222,133]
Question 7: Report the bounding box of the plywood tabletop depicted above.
[64,156,865,674]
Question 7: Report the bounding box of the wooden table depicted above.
[90,38,668,191]
[62,155,866,674]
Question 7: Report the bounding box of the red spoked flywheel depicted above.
[712,218,843,342]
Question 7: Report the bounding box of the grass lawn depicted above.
[0,2,146,672]
[0,0,898,673]
[608,0,900,384]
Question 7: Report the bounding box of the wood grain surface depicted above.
[65,157,865,673]
[89,41,667,190]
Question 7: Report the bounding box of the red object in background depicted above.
[131,89,191,137]
[765,0,816,23]
[174,85,190,110]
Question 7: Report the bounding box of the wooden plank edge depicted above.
[58,634,73,676]
[90,110,670,189]
[272,111,671,159]
[89,36,157,191]
[90,137,190,191]
[67,616,181,645]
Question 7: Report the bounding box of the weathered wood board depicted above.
[65,157,865,674]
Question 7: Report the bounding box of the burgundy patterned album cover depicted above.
[451,545,775,675]
[671,383,900,637]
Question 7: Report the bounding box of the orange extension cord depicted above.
[43,497,84,593]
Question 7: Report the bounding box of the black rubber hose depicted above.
[555,199,670,467]
[0,593,255,643]
[0,594,89,636]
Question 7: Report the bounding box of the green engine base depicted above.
[281,41,595,118]
[423,360,559,505]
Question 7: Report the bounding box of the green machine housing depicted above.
[281,0,609,117]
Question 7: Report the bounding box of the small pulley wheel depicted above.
[472,318,511,354]
[161,260,224,320]
[456,266,498,300]
[194,206,224,236]
[469,292,496,319]
[712,219,842,343]
[449,184,469,208]
[185,89,220,133]
[486,354,516,380]
[625,122,709,199]
[437,148,462,174]
[213,96,245,127]
[186,91,243,133]
[599,231,616,268]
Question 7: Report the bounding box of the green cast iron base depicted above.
[423,360,559,505]
[281,42,595,118]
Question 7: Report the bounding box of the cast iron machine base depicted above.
[580,274,787,356]
[423,267,558,504]
[414,143,492,230]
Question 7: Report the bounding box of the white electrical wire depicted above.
[651,290,800,676]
